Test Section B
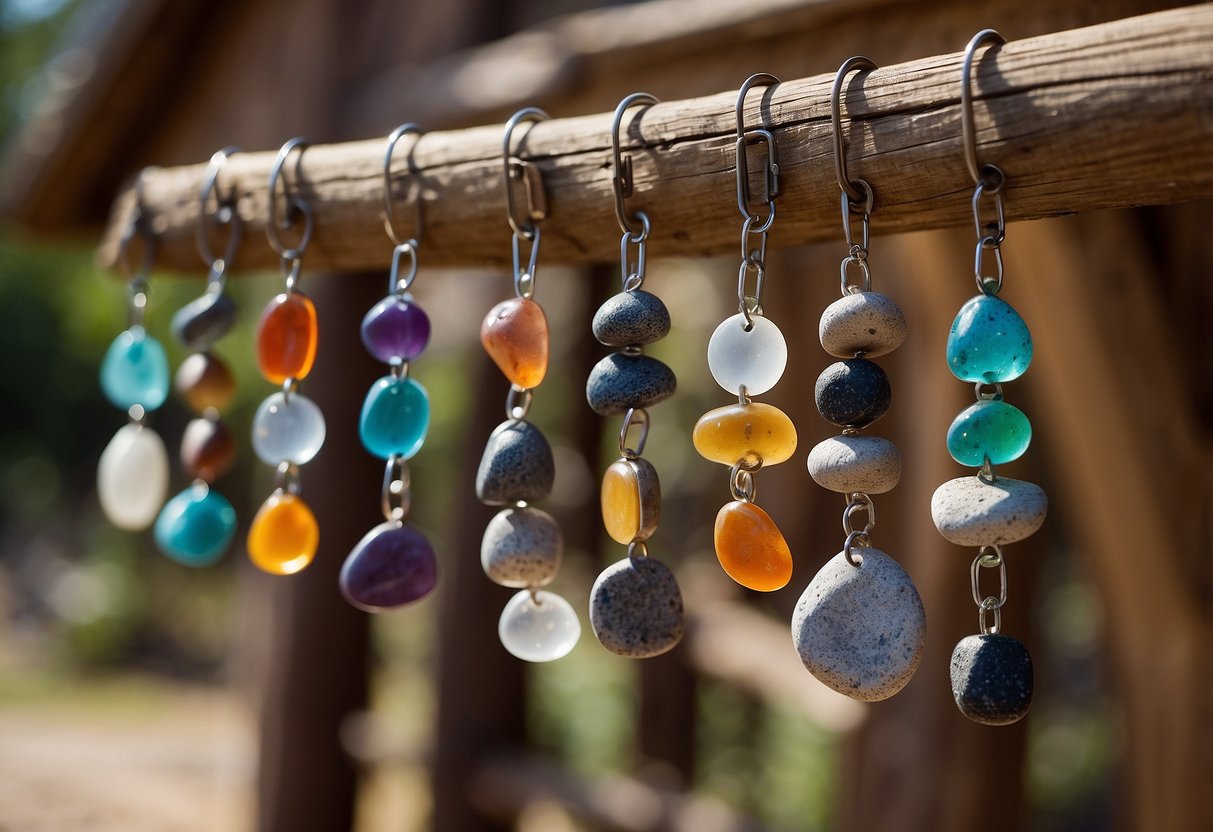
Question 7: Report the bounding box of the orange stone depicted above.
[257,291,319,384]
[480,297,549,389]
[175,352,236,414]
[713,500,793,591]
[693,402,797,467]
[247,491,318,575]
[601,458,661,544]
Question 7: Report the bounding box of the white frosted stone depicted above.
[807,435,901,494]
[498,589,581,662]
[252,391,326,466]
[818,291,907,358]
[481,507,562,588]
[707,313,787,396]
[931,476,1047,546]
[98,423,169,530]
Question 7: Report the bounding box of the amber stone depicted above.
[713,500,793,591]
[180,416,236,482]
[257,291,319,383]
[692,402,797,467]
[175,352,236,414]
[601,458,661,544]
[247,491,318,575]
[480,297,549,389]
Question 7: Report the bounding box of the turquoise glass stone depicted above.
[154,482,236,567]
[100,327,170,411]
[947,400,1032,467]
[947,295,1033,383]
[359,376,430,460]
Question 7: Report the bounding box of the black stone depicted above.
[171,287,238,351]
[950,633,1033,725]
[814,358,891,428]
[586,353,676,416]
[475,419,555,505]
[592,289,672,346]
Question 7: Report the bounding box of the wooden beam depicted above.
[97,5,1213,273]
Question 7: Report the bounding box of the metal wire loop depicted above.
[611,92,660,238]
[503,107,550,240]
[266,137,314,263]
[383,124,425,246]
[974,237,1005,295]
[195,147,243,280]
[843,530,869,566]
[619,216,650,289]
[737,259,765,326]
[512,227,541,298]
[506,384,533,421]
[281,376,299,403]
[618,407,650,459]
[974,381,1004,401]
[275,461,302,496]
[735,73,781,224]
[978,455,998,484]
[960,29,1008,190]
[831,56,878,206]
[627,540,649,562]
[971,181,1006,244]
[840,254,873,296]
[978,603,1002,635]
[381,455,411,524]
[971,545,1008,610]
[840,182,873,253]
[389,240,420,296]
[842,492,876,538]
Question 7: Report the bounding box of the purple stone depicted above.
[361,296,431,363]
[340,522,438,611]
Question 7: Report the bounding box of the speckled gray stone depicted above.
[819,291,907,358]
[475,419,555,505]
[950,633,1033,725]
[171,287,237,351]
[481,506,563,588]
[814,358,890,429]
[592,290,671,347]
[807,435,901,494]
[590,556,683,658]
[586,353,677,416]
[792,548,925,701]
[931,476,1047,546]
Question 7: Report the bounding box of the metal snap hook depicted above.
[195,146,242,278]
[831,56,878,208]
[610,92,659,240]
[960,29,1007,191]
[383,123,425,246]
[734,73,781,223]
[503,107,549,241]
[266,137,314,260]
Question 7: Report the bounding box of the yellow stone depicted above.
[601,458,661,544]
[247,492,319,575]
[692,403,797,467]
[713,500,793,591]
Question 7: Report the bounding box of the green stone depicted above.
[947,400,1031,467]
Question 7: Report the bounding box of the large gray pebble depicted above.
[586,353,676,416]
[592,290,671,346]
[590,556,683,658]
[931,476,1047,546]
[818,291,906,358]
[476,420,555,505]
[481,506,562,588]
[807,435,901,494]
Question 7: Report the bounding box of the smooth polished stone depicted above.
[931,476,1048,546]
[361,295,431,363]
[713,500,793,592]
[100,327,169,411]
[947,294,1033,383]
[253,391,326,466]
[247,491,318,575]
[180,416,236,482]
[818,291,907,358]
[175,352,236,414]
[814,358,891,429]
[256,291,318,383]
[589,555,684,658]
[791,548,926,701]
[950,633,1033,725]
[154,482,236,567]
[98,423,169,530]
[359,376,429,460]
[807,435,901,494]
[481,297,549,389]
[340,522,438,611]
[946,400,1031,467]
[585,353,676,416]
[498,589,581,662]
[481,506,562,588]
[476,419,555,505]
[707,313,787,396]
[592,289,671,346]
[601,458,661,545]
[170,287,237,351]
[692,402,797,467]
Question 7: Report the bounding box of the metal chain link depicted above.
[381,455,411,524]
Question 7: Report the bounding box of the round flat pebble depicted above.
[98,423,169,531]
[814,358,891,429]
[707,313,787,396]
[476,419,555,505]
[931,476,1047,546]
[947,399,1031,467]
[499,589,581,662]
[589,556,684,658]
[171,287,237,351]
[586,353,676,416]
[481,506,563,588]
[819,291,907,358]
[592,289,671,346]
[950,633,1033,725]
[807,435,901,494]
[253,391,327,466]
[791,548,925,701]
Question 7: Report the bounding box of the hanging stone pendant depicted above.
[792,548,925,701]
[480,506,562,588]
[100,327,170,411]
[475,420,555,505]
[713,500,793,592]
[589,555,683,658]
[950,633,1033,725]
[97,423,169,530]
[498,589,581,662]
[340,522,438,611]
[947,294,1033,383]
[154,482,236,567]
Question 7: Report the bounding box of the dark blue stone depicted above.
[950,633,1033,725]
[592,290,671,347]
[586,353,677,416]
[814,358,891,428]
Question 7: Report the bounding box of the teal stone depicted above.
[100,327,170,411]
[947,295,1033,383]
[947,400,1032,467]
[154,482,236,567]
[359,375,430,459]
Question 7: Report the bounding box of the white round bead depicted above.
[252,391,326,466]
[707,313,787,396]
[807,435,901,494]
[931,476,1048,546]
[498,589,581,662]
[818,291,907,358]
[98,423,169,530]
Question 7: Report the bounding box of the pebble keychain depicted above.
[247,138,325,575]
[792,57,926,701]
[476,108,581,663]
[587,93,684,659]
[98,173,170,531]
[933,30,1045,725]
[339,125,438,611]
[153,148,242,566]
[693,74,797,592]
